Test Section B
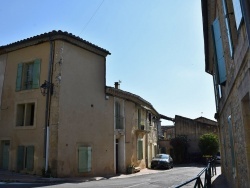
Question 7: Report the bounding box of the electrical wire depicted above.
[78,0,105,35]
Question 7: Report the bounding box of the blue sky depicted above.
[0,0,216,124]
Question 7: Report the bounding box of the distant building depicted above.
[159,125,174,155]
[201,0,250,186]
[175,115,218,158]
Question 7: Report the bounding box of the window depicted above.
[212,18,227,85]
[17,145,34,171]
[78,146,91,173]
[16,59,41,91]
[227,116,236,175]
[232,0,243,29]
[16,103,35,126]
[222,0,234,58]
[115,101,123,129]
[137,139,143,160]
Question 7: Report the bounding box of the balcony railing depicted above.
[135,119,151,132]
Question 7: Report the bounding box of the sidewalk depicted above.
[0,168,160,183]
[211,166,229,188]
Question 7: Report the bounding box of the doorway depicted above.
[1,140,10,170]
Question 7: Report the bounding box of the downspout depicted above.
[44,39,54,174]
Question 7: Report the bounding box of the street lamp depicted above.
[40,80,53,96]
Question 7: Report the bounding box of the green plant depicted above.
[127,164,135,174]
[198,133,219,156]
[170,135,189,163]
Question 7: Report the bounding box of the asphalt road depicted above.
[0,165,213,188]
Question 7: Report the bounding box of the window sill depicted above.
[14,126,36,130]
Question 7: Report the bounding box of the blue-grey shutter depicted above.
[26,146,34,170]
[32,59,41,89]
[212,18,227,85]
[78,146,91,172]
[16,63,23,91]
[17,146,24,171]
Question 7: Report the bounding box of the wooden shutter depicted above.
[26,146,34,170]
[212,18,227,85]
[17,146,24,171]
[16,63,23,91]
[32,59,41,89]
[78,146,91,172]
[138,140,143,160]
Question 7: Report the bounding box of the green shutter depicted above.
[78,146,91,172]
[16,63,23,91]
[212,18,227,85]
[26,146,34,170]
[17,146,24,171]
[87,147,92,172]
[138,140,143,160]
[32,59,41,89]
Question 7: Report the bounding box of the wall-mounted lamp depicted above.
[40,80,54,96]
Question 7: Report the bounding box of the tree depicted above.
[170,135,189,163]
[198,133,219,156]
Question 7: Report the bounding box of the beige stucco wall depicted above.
[0,42,50,174]
[55,41,114,177]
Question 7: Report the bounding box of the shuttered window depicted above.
[32,59,41,89]
[26,146,34,170]
[78,146,92,173]
[17,146,24,171]
[227,116,236,173]
[137,139,143,160]
[115,101,123,129]
[222,0,234,58]
[212,18,227,85]
[16,64,23,91]
[16,59,41,91]
[16,145,34,171]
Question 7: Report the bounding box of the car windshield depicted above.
[155,154,169,159]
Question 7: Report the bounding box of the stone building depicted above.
[201,0,250,187]
[0,31,161,177]
[158,126,174,155]
[174,116,218,157]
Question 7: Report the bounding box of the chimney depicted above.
[114,82,120,89]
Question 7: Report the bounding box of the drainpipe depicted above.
[44,39,54,174]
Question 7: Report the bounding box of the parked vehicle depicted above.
[216,152,221,164]
[151,154,173,169]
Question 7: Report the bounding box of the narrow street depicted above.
[0,165,221,188]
